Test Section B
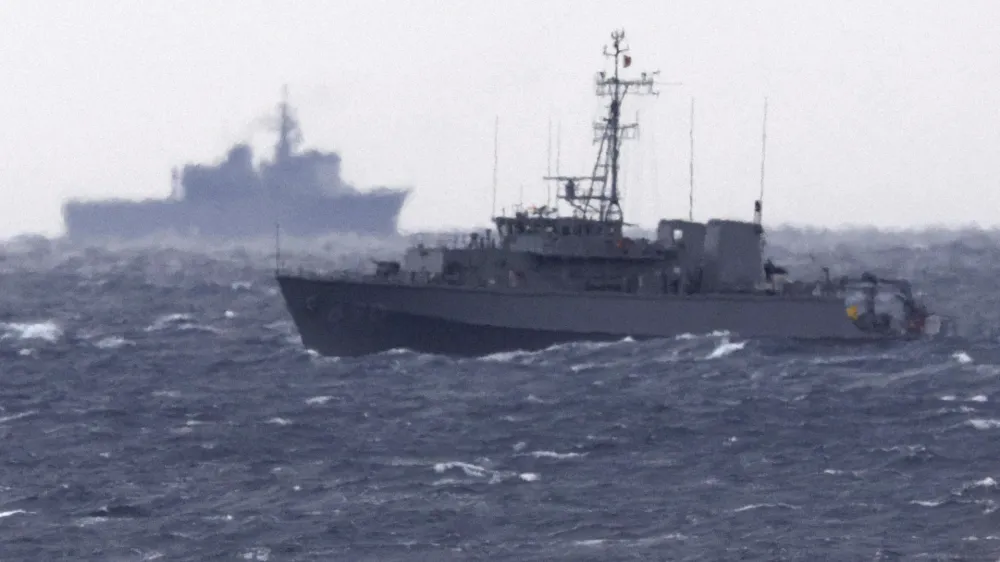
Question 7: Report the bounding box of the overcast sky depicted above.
[2,0,998,240]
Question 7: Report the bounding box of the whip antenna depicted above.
[689,98,695,222]
[755,97,768,224]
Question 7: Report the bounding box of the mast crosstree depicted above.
[544,30,663,223]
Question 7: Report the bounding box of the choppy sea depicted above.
[3,228,1000,561]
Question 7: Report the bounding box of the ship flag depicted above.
[623,55,632,67]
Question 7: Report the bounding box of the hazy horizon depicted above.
[2,1,998,241]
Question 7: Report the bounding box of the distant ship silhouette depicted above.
[61,87,410,240]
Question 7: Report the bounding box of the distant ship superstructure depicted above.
[62,88,410,240]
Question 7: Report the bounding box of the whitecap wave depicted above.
[1,320,62,342]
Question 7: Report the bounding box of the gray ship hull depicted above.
[62,189,408,240]
[276,275,878,357]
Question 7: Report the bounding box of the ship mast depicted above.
[545,30,659,223]
[274,85,302,165]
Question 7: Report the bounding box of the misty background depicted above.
[2,0,998,241]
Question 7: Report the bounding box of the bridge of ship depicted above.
[384,209,786,297]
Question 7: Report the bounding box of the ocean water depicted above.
[2,229,1000,561]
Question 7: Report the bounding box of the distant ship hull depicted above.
[62,189,408,240]
[276,275,881,357]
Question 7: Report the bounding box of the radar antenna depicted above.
[544,30,673,223]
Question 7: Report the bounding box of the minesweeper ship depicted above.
[275,30,947,358]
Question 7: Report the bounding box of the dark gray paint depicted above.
[278,274,879,357]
